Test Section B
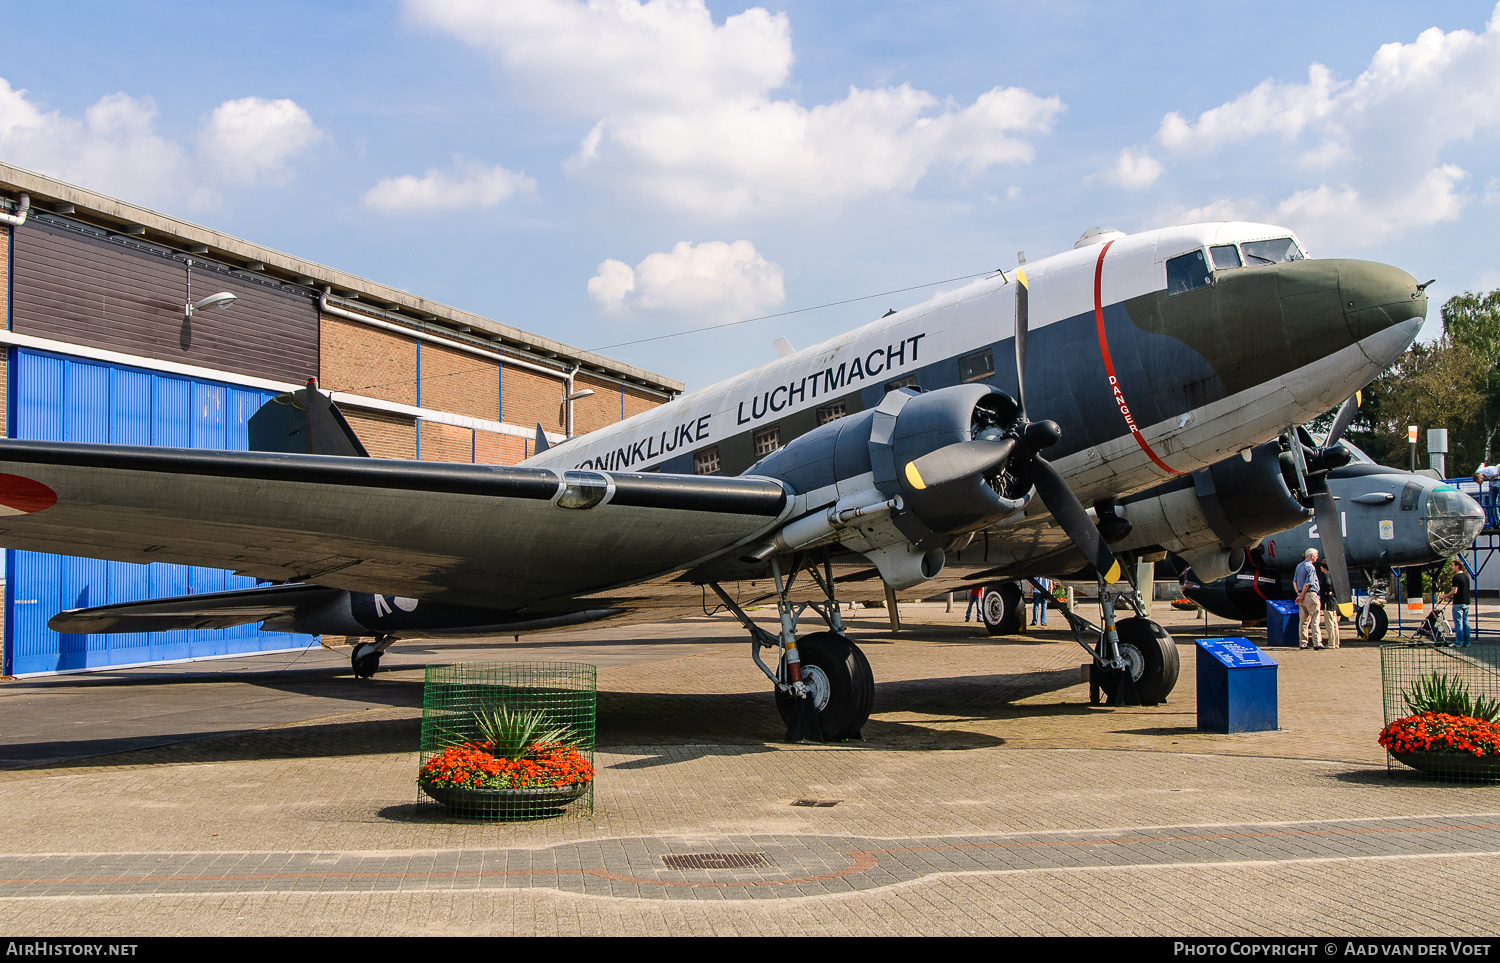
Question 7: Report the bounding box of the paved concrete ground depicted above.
[1,601,1498,936]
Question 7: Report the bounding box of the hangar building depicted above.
[0,163,681,676]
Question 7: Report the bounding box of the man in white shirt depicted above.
[1293,548,1324,649]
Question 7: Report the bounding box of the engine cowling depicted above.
[748,384,1029,538]
[1114,438,1311,579]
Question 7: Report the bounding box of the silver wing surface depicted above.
[0,440,790,610]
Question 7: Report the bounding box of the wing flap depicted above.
[47,582,340,634]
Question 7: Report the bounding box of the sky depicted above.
[1,1,1497,392]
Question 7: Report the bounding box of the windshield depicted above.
[1241,237,1305,265]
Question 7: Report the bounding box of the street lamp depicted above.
[185,291,237,318]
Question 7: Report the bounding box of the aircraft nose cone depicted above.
[1338,260,1427,365]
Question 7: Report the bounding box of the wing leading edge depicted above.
[0,440,789,611]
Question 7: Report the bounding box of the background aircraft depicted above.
[1179,449,1485,639]
[0,221,1426,740]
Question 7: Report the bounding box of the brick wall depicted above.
[419,421,474,463]
[422,342,499,422]
[320,312,669,465]
[344,408,418,460]
[319,315,417,406]
[623,384,658,418]
[475,431,527,464]
[571,372,621,434]
[503,365,564,432]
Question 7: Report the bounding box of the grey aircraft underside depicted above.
[0,221,1427,740]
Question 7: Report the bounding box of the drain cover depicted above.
[662,853,768,870]
[791,799,841,807]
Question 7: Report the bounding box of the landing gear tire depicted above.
[774,632,874,741]
[351,642,382,679]
[1098,617,1180,705]
[981,583,1025,636]
[1357,605,1389,641]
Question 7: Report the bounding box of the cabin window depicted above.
[959,348,995,383]
[694,446,721,475]
[816,402,846,425]
[1166,250,1213,296]
[1210,245,1242,270]
[1241,237,1305,265]
[753,425,782,456]
[884,375,918,392]
[1399,481,1422,511]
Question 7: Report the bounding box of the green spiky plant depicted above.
[1403,672,1500,722]
[472,706,577,760]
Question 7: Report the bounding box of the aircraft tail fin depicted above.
[249,380,370,458]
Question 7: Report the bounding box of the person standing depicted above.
[1446,558,1472,646]
[1318,557,1340,649]
[1032,577,1052,626]
[965,585,983,623]
[1294,548,1324,649]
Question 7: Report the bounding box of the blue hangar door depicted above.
[5,348,318,676]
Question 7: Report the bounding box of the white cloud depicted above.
[1149,5,1500,247]
[0,78,322,209]
[362,156,536,213]
[587,240,784,322]
[405,0,792,115]
[0,80,197,207]
[1101,148,1162,189]
[408,0,1063,216]
[198,97,324,186]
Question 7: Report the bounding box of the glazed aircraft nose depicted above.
[1338,260,1427,365]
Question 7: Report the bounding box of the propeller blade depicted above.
[1322,391,1361,451]
[904,438,1016,492]
[1033,456,1122,583]
[1014,269,1029,415]
[1312,489,1353,613]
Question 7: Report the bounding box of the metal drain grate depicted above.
[791,799,841,807]
[662,853,768,870]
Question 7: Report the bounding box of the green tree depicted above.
[1440,289,1500,466]
[1344,333,1488,471]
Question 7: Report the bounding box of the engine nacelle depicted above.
[1114,438,1311,571]
[749,384,1027,537]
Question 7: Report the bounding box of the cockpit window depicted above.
[1399,481,1422,511]
[1241,237,1305,265]
[1165,250,1212,296]
[1210,245,1242,270]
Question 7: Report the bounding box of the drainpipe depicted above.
[565,363,580,438]
[0,194,30,227]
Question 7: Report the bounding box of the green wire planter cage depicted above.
[1380,643,1500,783]
[418,662,597,820]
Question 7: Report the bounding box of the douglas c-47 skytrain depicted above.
[0,222,1426,739]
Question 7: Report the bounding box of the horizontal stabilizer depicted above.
[48,582,341,635]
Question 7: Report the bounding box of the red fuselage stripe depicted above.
[1092,240,1185,477]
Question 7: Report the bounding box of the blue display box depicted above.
[1265,599,1300,647]
[1196,637,1278,733]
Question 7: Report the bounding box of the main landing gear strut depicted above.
[1038,558,1179,707]
[708,553,873,743]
